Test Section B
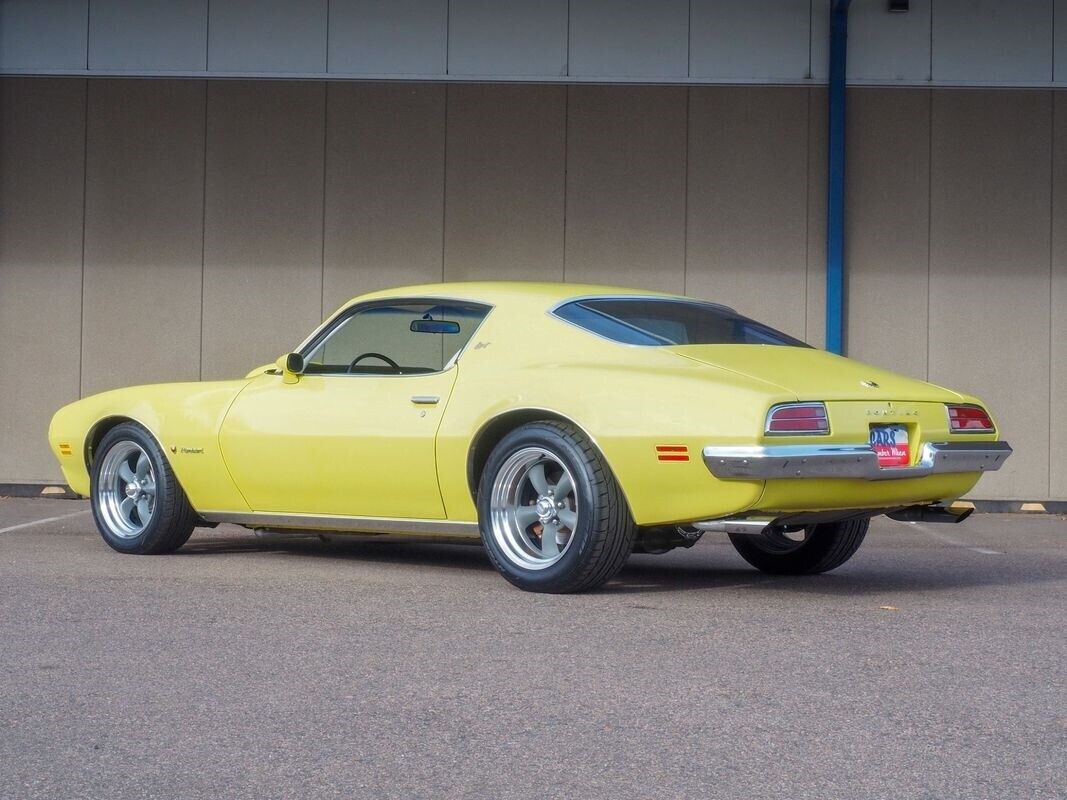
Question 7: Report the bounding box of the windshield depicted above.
[552,298,809,348]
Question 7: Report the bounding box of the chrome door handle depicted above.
[411,395,440,405]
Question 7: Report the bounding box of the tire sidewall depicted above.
[90,423,173,554]
[477,424,600,591]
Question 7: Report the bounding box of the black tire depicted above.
[477,421,637,593]
[90,422,196,555]
[728,518,869,575]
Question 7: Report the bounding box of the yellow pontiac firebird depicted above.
[49,282,1012,593]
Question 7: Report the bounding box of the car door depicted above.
[218,299,490,519]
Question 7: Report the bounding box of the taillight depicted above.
[946,404,995,433]
[765,403,829,435]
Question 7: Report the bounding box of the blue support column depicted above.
[826,0,851,355]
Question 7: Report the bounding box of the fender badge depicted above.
[861,380,880,388]
[170,446,177,453]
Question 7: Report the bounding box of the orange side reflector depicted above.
[58,443,73,456]
[655,445,689,462]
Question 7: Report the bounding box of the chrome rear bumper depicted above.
[702,441,1012,481]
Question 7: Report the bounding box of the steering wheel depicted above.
[348,352,402,374]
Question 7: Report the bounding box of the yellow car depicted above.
[49,282,1011,593]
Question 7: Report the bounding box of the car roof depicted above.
[344,281,685,311]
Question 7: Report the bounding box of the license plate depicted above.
[870,424,909,468]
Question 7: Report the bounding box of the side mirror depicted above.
[277,352,305,384]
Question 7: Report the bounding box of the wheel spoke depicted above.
[540,521,559,557]
[136,497,151,526]
[118,462,136,483]
[514,505,540,529]
[553,473,572,501]
[141,480,156,498]
[557,508,577,531]
[527,462,549,495]
[119,496,136,524]
[135,452,150,480]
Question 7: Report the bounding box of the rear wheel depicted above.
[728,518,869,575]
[477,421,637,593]
[90,422,196,554]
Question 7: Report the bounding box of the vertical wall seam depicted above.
[320,82,328,319]
[562,85,569,281]
[199,80,208,381]
[804,87,811,339]
[926,88,933,381]
[683,86,690,295]
[565,0,571,77]
[78,79,89,398]
[808,0,814,79]
[445,0,451,76]
[686,0,692,79]
[205,0,211,70]
[324,0,331,73]
[1049,89,1055,499]
[84,0,91,69]
[441,83,449,281]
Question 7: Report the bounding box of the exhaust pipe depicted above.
[692,517,775,535]
[886,505,973,524]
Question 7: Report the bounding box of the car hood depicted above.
[666,344,964,403]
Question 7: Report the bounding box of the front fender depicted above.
[48,381,251,511]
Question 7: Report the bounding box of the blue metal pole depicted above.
[826,0,851,355]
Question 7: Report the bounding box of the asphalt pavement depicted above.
[1,497,1064,800]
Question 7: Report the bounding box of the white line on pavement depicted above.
[0,510,91,534]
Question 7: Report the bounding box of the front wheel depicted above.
[728,518,869,575]
[90,422,196,554]
[477,421,637,593]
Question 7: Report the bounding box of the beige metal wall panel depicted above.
[805,88,828,349]
[81,80,205,397]
[846,89,931,380]
[685,87,809,340]
[202,81,325,379]
[930,90,1051,500]
[447,0,568,77]
[328,0,447,75]
[1051,91,1067,499]
[567,0,689,78]
[323,83,445,314]
[444,85,565,282]
[0,79,85,482]
[564,86,686,293]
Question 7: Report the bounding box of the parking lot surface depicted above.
[1,497,1064,800]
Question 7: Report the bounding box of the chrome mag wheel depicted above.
[489,447,579,570]
[96,441,157,539]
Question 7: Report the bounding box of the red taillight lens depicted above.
[766,403,829,434]
[947,404,994,433]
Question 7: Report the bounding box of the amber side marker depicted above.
[655,445,689,462]
[58,443,72,456]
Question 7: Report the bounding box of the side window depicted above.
[303,301,489,375]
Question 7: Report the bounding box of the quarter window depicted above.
[553,298,809,348]
[303,301,489,375]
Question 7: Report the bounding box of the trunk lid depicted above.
[667,344,962,402]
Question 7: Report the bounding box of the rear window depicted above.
[553,298,809,348]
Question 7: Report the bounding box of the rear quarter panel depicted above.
[437,306,792,526]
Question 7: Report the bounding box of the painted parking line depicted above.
[0,509,91,534]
